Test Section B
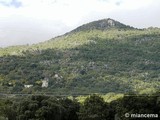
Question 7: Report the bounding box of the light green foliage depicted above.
[102,93,124,103]
[75,93,124,104]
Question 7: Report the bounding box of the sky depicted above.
[0,0,160,47]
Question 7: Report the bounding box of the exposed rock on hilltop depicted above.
[69,18,134,33]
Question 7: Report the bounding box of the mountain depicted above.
[0,19,160,95]
[68,18,134,33]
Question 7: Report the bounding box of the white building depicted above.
[24,85,33,88]
[54,74,63,79]
[42,78,49,88]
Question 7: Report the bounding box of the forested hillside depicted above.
[0,18,160,94]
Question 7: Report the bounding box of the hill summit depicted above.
[70,18,134,33]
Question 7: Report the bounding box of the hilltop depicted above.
[0,18,160,94]
[69,18,134,33]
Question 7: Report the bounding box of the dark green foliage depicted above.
[0,95,79,120]
[0,99,17,120]
[0,93,160,120]
[59,98,80,120]
[78,95,110,120]
[113,93,160,120]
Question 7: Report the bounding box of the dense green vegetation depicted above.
[0,93,159,120]
[0,19,160,94]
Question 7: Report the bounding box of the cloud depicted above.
[0,0,22,8]
[0,0,160,47]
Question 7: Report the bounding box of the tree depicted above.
[0,99,16,120]
[78,95,110,120]
[59,98,80,120]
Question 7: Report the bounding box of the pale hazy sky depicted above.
[0,0,160,47]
